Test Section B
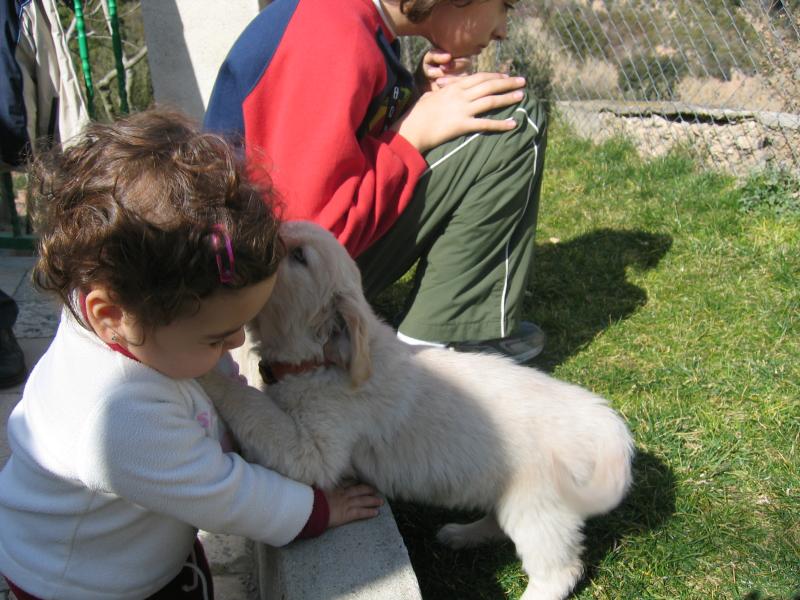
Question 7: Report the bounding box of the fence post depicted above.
[73,0,95,119]
[141,0,263,123]
[107,0,129,114]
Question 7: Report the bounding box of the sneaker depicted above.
[449,321,545,364]
[0,328,26,389]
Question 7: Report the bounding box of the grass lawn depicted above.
[383,116,800,599]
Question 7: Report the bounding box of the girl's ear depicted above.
[84,288,133,345]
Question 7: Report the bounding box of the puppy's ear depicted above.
[323,289,371,387]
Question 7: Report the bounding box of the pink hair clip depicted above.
[210,224,236,284]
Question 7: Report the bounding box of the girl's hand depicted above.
[325,483,383,528]
[416,47,473,93]
[392,72,527,153]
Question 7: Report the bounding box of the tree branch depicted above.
[94,45,148,89]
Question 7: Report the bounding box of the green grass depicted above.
[385,116,800,599]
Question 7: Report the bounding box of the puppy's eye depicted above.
[290,246,308,266]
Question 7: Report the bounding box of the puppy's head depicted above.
[254,221,372,386]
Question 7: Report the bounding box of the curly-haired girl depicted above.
[0,109,381,600]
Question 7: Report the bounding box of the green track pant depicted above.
[356,93,548,344]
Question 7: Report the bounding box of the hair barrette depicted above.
[210,224,236,284]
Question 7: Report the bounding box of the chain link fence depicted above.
[67,0,799,177]
[491,0,800,176]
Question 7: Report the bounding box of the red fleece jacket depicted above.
[205,0,427,257]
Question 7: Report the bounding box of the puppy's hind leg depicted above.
[437,514,506,549]
[512,515,585,600]
[496,485,583,600]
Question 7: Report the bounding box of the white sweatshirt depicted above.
[0,311,312,600]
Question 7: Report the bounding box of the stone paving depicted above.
[0,252,257,600]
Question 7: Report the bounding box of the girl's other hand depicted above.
[325,483,383,528]
[416,47,473,93]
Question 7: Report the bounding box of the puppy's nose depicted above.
[290,246,307,265]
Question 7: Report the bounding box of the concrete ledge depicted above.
[558,100,800,128]
[256,502,421,600]
[141,0,268,123]
[199,532,258,599]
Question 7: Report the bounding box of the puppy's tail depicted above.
[553,410,634,518]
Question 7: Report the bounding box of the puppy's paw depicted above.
[437,514,506,549]
[519,562,584,600]
[437,523,475,549]
[437,521,501,549]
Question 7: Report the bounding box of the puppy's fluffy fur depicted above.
[203,221,634,600]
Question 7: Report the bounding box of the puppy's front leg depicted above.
[199,370,343,488]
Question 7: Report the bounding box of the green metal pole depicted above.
[73,0,95,119]
[107,0,129,114]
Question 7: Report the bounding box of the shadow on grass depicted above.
[392,450,676,599]
[391,501,521,600]
[372,228,673,375]
[525,228,673,372]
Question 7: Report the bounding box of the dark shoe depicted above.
[0,328,26,389]
[449,321,545,364]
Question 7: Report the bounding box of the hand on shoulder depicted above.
[392,72,527,153]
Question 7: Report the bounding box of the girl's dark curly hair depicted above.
[30,108,284,330]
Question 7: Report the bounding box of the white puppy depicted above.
[203,221,634,600]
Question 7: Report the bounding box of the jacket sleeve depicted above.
[210,14,427,258]
[0,0,29,169]
[76,378,314,548]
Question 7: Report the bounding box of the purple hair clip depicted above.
[210,224,236,284]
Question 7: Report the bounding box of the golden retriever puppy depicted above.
[202,221,634,600]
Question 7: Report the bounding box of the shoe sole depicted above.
[450,341,544,364]
[448,322,546,364]
[505,342,544,364]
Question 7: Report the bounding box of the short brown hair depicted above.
[30,108,284,330]
[399,0,473,23]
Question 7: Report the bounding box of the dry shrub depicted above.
[677,70,786,111]
[552,55,620,100]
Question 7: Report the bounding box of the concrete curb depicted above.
[256,502,421,600]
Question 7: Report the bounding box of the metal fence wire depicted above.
[490,0,800,176]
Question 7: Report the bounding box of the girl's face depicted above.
[424,0,515,58]
[123,276,276,379]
